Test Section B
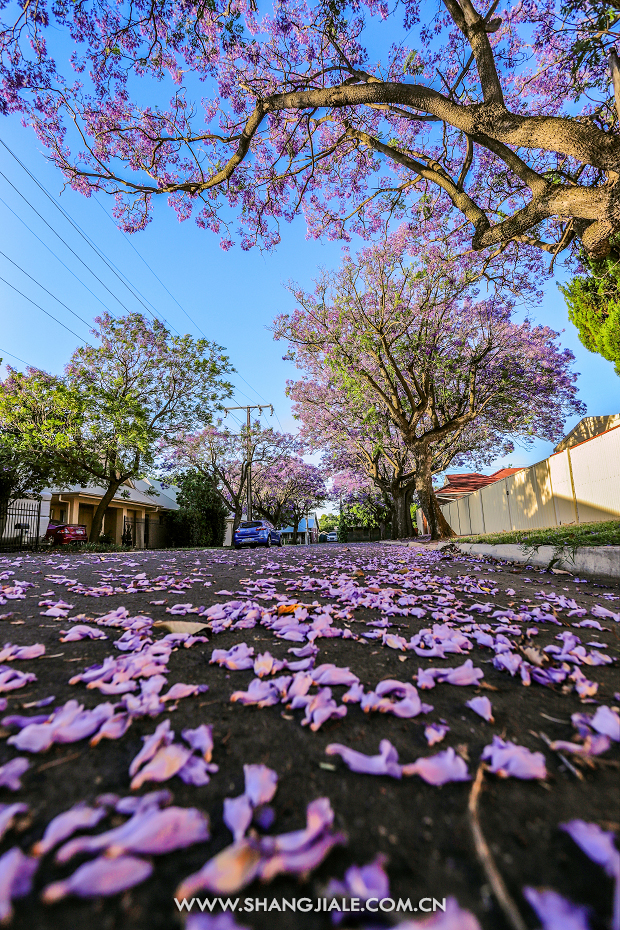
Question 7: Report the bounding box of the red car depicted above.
[44,521,88,545]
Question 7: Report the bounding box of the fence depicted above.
[423,424,620,536]
[123,517,169,549]
[0,499,42,552]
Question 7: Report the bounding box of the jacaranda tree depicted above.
[167,424,299,531]
[274,233,585,538]
[1,0,616,260]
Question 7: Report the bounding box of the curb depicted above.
[455,542,620,582]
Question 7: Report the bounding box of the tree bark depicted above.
[416,463,456,540]
[90,477,124,543]
[391,485,414,539]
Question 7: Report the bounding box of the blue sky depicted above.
[0,112,618,492]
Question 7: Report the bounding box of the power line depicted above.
[0,249,92,330]
[0,274,88,343]
[0,168,138,319]
[0,139,287,430]
[93,194,286,428]
[0,347,41,370]
[93,196,208,338]
[0,139,180,334]
[0,194,119,319]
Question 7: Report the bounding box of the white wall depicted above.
[418,426,620,535]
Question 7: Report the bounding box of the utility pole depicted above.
[223,404,273,522]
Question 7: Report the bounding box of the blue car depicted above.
[233,520,282,549]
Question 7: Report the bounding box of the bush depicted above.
[164,471,227,547]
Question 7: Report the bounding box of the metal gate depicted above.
[0,499,42,552]
[123,516,168,549]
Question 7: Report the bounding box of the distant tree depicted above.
[559,247,620,376]
[167,425,299,532]
[164,471,228,547]
[332,470,392,542]
[319,514,338,533]
[0,314,233,542]
[275,234,585,538]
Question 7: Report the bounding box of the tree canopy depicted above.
[1,0,617,260]
[0,313,233,541]
[275,233,585,536]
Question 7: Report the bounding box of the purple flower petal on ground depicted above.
[90,712,132,746]
[130,744,192,790]
[243,765,278,807]
[416,668,440,690]
[128,720,173,778]
[259,830,347,881]
[161,683,208,702]
[481,736,547,779]
[312,664,359,687]
[224,796,253,842]
[523,887,592,930]
[57,806,209,862]
[182,725,214,762]
[425,723,450,746]
[0,847,38,922]
[106,806,210,858]
[115,791,172,815]
[402,748,470,785]
[0,668,37,693]
[261,798,335,855]
[0,757,29,790]
[325,740,402,778]
[341,682,365,703]
[0,804,28,842]
[33,803,108,857]
[327,853,389,901]
[466,696,494,722]
[439,660,484,686]
[210,643,255,670]
[42,854,152,902]
[590,706,620,742]
[177,755,217,787]
[59,626,107,642]
[560,821,620,878]
[176,840,262,897]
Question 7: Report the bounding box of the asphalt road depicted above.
[0,542,618,930]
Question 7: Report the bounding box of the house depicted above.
[278,515,320,544]
[421,414,620,535]
[435,469,521,504]
[47,478,179,546]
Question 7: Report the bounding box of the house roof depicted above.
[435,468,521,501]
[280,516,318,532]
[48,477,180,511]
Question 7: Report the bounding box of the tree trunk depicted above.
[90,478,124,543]
[292,517,299,545]
[416,464,456,540]
[391,486,413,539]
[232,505,243,534]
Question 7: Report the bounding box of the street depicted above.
[0,542,618,930]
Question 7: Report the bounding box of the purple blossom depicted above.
[325,740,402,778]
[481,736,546,780]
[42,855,153,902]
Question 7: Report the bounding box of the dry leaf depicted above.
[153,620,208,634]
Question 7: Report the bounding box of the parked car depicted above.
[233,520,282,549]
[44,521,88,546]
[326,531,338,542]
